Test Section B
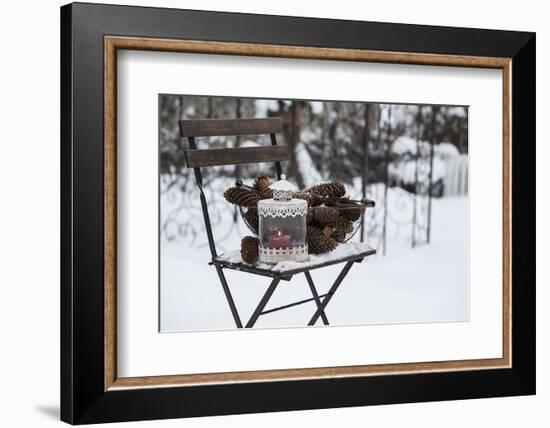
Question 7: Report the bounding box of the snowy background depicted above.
[159,95,469,332]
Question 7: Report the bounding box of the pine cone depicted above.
[243,208,259,234]
[306,182,346,199]
[311,206,339,226]
[307,226,337,254]
[241,236,260,264]
[292,191,323,207]
[338,197,364,221]
[336,217,354,233]
[331,228,346,243]
[332,217,354,243]
[253,176,273,197]
[224,187,261,207]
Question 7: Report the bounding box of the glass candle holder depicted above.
[257,175,308,264]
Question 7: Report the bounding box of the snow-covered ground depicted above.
[160,183,469,332]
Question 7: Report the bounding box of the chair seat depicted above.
[213,241,376,280]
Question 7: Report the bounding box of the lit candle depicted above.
[268,230,292,249]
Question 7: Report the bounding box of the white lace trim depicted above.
[259,244,309,263]
[258,204,308,218]
[273,189,293,201]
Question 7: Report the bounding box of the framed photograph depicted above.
[61,2,535,424]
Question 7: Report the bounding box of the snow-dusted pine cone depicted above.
[292,191,324,207]
[224,187,261,207]
[338,197,364,221]
[331,228,346,243]
[253,176,273,197]
[306,182,346,199]
[241,236,260,264]
[307,226,337,254]
[335,217,354,235]
[306,208,313,224]
[311,206,339,226]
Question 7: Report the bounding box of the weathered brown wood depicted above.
[184,145,289,168]
[180,118,282,137]
[107,36,511,69]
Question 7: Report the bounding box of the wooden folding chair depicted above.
[180,117,376,328]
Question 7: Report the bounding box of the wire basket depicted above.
[240,198,375,243]
[332,198,375,243]
[239,206,259,235]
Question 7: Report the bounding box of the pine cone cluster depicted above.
[292,191,324,207]
[241,236,260,264]
[331,228,346,243]
[337,197,364,221]
[253,176,273,197]
[329,217,354,243]
[336,217,354,233]
[306,209,313,224]
[306,183,346,199]
[310,206,339,226]
[307,226,337,255]
[306,197,358,244]
[224,176,372,255]
[224,187,261,207]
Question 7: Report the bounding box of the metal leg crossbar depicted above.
[245,278,280,328]
[214,265,243,328]
[308,260,355,326]
[223,260,358,329]
[305,271,329,325]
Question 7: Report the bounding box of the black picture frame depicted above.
[61,2,535,424]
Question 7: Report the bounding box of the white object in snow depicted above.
[444,154,468,196]
[435,142,460,159]
[392,135,419,156]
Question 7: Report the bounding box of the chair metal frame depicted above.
[180,117,375,328]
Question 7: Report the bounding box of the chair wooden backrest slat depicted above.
[184,145,289,168]
[179,117,286,168]
[180,118,282,137]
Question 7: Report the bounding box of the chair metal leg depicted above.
[245,278,280,328]
[308,261,355,326]
[214,265,243,328]
[304,272,329,326]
